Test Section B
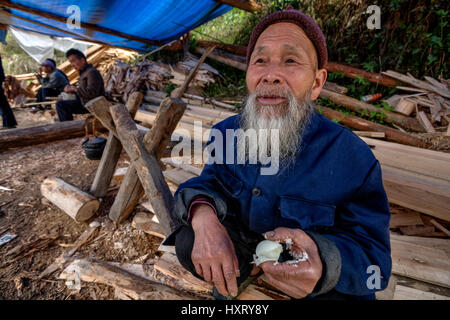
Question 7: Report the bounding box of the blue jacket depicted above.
[170,110,392,299]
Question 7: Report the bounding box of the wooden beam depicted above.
[0,1,161,47]
[214,0,262,12]
[317,106,429,148]
[90,92,143,197]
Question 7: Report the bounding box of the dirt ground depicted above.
[0,110,163,299]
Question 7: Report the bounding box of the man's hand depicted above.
[191,204,240,297]
[260,227,322,299]
[64,85,77,93]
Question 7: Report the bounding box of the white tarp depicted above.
[8,27,91,63]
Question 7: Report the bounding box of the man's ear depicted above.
[309,68,327,101]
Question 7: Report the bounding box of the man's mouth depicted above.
[256,95,287,105]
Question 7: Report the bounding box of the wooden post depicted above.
[90,92,143,197]
[41,177,99,222]
[109,103,183,234]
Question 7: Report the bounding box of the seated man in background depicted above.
[35,58,69,106]
[55,49,104,121]
[165,6,391,300]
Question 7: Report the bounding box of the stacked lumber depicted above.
[382,71,450,135]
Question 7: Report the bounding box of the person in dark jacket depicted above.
[164,6,391,300]
[55,49,104,121]
[0,54,17,129]
[35,58,69,105]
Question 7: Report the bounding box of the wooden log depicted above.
[0,120,106,151]
[59,257,197,299]
[326,62,401,87]
[90,92,143,197]
[395,98,416,116]
[196,40,247,56]
[214,0,262,12]
[320,89,424,132]
[195,46,246,71]
[40,177,99,222]
[317,106,429,148]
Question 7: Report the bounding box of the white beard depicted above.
[238,88,314,167]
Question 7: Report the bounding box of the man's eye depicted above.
[286,58,296,63]
[255,58,264,63]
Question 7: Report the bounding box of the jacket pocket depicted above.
[279,196,335,230]
[215,169,244,198]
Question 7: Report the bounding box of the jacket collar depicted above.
[79,63,92,75]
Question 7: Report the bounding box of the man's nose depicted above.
[261,65,283,85]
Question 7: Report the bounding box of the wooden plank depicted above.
[132,212,166,239]
[353,131,385,138]
[391,239,450,288]
[154,253,213,294]
[390,233,450,255]
[163,168,197,185]
[399,225,435,236]
[429,219,450,237]
[416,111,436,133]
[390,212,423,228]
[375,275,397,300]
[361,137,450,182]
[382,166,450,222]
[393,285,450,300]
[383,70,450,98]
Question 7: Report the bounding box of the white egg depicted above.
[253,240,283,266]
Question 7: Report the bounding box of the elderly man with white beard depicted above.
[163,6,391,300]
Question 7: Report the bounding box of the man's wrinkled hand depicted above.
[260,227,322,299]
[191,204,240,297]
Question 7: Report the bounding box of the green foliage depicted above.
[194,0,448,78]
[0,33,67,75]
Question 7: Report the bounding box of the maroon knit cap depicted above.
[246,5,328,69]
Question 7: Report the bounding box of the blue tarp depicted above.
[0,0,233,51]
